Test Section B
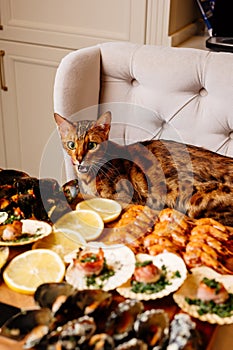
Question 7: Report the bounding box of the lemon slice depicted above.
[3,249,65,295]
[32,231,85,261]
[76,198,122,223]
[54,209,104,241]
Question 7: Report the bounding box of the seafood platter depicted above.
[1,171,233,349]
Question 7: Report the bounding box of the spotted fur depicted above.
[55,112,233,226]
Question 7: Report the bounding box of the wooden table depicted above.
[0,246,232,350]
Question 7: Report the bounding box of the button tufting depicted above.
[199,88,208,97]
[131,79,139,87]
[229,131,233,139]
[161,120,168,130]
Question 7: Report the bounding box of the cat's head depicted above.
[54,111,111,175]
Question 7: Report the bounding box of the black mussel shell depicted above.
[0,308,52,341]
[34,282,74,310]
[105,299,144,341]
[0,169,30,186]
[134,309,169,349]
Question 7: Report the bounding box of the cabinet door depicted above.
[0,40,71,178]
[0,0,147,48]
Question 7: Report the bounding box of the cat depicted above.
[55,111,233,226]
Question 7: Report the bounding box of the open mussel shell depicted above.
[134,309,169,349]
[0,308,52,341]
[34,282,74,311]
[52,289,112,330]
[105,299,144,341]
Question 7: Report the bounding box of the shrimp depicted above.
[195,218,226,232]
[190,224,229,241]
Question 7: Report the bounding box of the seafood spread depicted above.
[117,252,187,301]
[0,285,203,350]
[65,243,136,291]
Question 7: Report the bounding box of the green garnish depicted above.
[131,264,181,294]
[85,258,115,288]
[135,260,153,268]
[201,277,221,294]
[81,254,98,263]
[185,294,233,318]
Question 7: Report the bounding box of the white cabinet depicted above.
[0,40,71,176]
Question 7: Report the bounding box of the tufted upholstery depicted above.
[54,42,233,181]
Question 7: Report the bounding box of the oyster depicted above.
[134,309,169,349]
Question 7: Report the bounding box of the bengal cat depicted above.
[55,111,233,226]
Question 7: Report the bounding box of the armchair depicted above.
[53,41,233,181]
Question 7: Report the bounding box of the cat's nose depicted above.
[77,164,89,173]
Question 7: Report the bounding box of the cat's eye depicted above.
[67,141,76,150]
[87,142,97,150]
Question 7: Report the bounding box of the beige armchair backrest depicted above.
[54,42,233,180]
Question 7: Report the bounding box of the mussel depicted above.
[0,308,52,341]
[105,299,144,341]
[34,315,96,350]
[167,313,203,350]
[134,309,169,349]
[34,282,74,312]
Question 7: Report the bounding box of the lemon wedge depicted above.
[76,198,122,223]
[3,249,65,295]
[54,209,104,241]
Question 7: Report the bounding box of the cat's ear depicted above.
[95,111,111,133]
[54,113,74,136]
[54,113,70,127]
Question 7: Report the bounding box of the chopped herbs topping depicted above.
[135,260,153,268]
[86,259,115,288]
[131,264,181,294]
[81,254,99,263]
[4,215,21,224]
[185,294,233,318]
[201,277,221,294]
